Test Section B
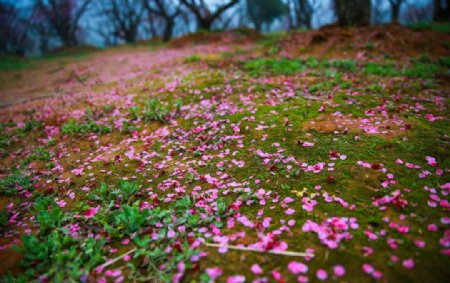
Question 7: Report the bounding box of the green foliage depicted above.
[130,237,198,282]
[247,0,286,30]
[403,62,439,78]
[174,97,183,115]
[143,98,170,123]
[107,205,150,235]
[128,106,141,120]
[184,54,201,63]
[0,133,11,155]
[438,57,450,68]
[89,181,140,204]
[24,120,42,132]
[243,57,306,76]
[62,119,111,135]
[0,209,9,233]
[409,22,450,33]
[363,61,440,78]
[331,59,357,72]
[32,197,66,235]
[0,57,32,72]
[17,231,106,282]
[21,146,53,165]
[363,63,399,76]
[0,170,34,196]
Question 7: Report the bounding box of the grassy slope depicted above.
[0,27,449,282]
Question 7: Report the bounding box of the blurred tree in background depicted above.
[246,0,286,32]
[0,0,447,56]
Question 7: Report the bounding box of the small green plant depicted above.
[306,57,320,68]
[16,231,106,282]
[32,197,65,235]
[363,63,399,76]
[243,57,306,76]
[0,133,11,155]
[128,106,141,120]
[331,60,357,72]
[174,97,183,116]
[106,205,150,235]
[143,98,170,123]
[89,181,140,204]
[365,41,375,50]
[0,170,34,196]
[184,54,201,63]
[62,119,111,135]
[0,209,9,233]
[438,57,450,68]
[281,184,291,191]
[22,146,54,165]
[409,22,450,33]
[403,62,439,78]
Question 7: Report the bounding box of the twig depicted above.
[97,247,137,270]
[205,243,314,258]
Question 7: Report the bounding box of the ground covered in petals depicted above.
[0,25,449,282]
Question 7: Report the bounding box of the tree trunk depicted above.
[163,18,174,41]
[391,3,400,22]
[198,18,213,31]
[334,0,371,27]
[434,0,450,22]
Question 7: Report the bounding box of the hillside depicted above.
[0,25,449,282]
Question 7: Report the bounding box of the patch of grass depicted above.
[0,57,32,72]
[184,54,201,63]
[438,56,450,68]
[32,196,66,235]
[0,169,34,196]
[403,62,439,78]
[409,22,450,33]
[330,59,357,72]
[243,57,306,76]
[89,181,140,205]
[15,231,106,282]
[143,98,170,123]
[363,62,399,76]
[61,119,111,135]
[0,209,9,233]
[21,145,54,166]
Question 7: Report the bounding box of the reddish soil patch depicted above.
[171,28,263,48]
[302,113,410,138]
[281,24,450,59]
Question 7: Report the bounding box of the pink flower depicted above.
[206,267,222,279]
[56,200,66,208]
[285,208,295,215]
[373,270,383,279]
[402,258,415,269]
[167,229,176,238]
[71,167,84,176]
[362,264,374,274]
[105,269,121,277]
[333,265,345,277]
[287,261,308,274]
[316,269,327,281]
[271,271,282,280]
[251,264,263,275]
[284,197,294,203]
[83,206,99,218]
[428,224,438,231]
[226,275,245,283]
[426,156,437,166]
